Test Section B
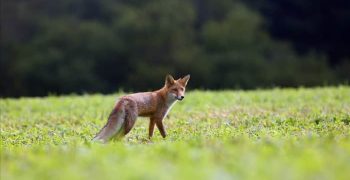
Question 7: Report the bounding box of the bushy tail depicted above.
[93,107,125,143]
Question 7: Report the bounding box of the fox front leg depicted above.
[149,117,166,138]
[156,120,167,138]
[151,113,167,138]
[148,118,156,139]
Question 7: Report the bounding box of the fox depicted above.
[93,74,190,143]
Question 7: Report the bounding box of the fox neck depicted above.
[156,86,177,107]
[166,94,177,107]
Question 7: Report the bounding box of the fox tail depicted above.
[92,99,137,143]
[93,105,125,143]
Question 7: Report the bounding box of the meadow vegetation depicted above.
[1,87,350,179]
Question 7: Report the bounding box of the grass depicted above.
[1,86,350,180]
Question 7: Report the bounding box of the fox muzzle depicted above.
[176,96,184,101]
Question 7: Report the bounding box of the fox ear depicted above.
[165,74,175,86]
[179,74,190,86]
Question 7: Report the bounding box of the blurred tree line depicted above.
[1,0,349,97]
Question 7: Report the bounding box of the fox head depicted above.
[164,74,190,101]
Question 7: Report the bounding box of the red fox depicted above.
[93,74,190,143]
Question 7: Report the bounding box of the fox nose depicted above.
[179,96,184,100]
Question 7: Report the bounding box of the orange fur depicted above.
[93,74,190,143]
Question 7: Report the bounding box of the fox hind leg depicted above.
[123,101,138,135]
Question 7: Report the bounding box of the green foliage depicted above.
[246,0,350,67]
[202,5,334,88]
[1,0,346,97]
[1,87,350,179]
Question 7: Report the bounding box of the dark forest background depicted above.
[1,0,350,97]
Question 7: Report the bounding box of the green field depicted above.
[1,87,350,180]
